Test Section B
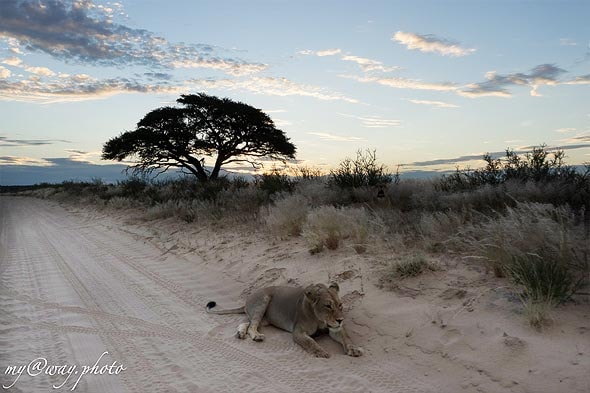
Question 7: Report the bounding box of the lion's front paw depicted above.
[251,333,265,342]
[313,348,331,358]
[346,346,364,357]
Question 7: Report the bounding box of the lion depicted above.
[206,282,363,358]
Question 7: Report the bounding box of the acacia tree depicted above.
[102,93,296,181]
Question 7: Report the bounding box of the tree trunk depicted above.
[185,156,209,182]
[210,155,224,180]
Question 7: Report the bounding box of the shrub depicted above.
[453,202,579,277]
[389,254,433,279]
[437,145,590,210]
[107,196,135,210]
[264,193,309,237]
[302,205,377,254]
[330,149,393,189]
[255,168,295,196]
[506,253,583,305]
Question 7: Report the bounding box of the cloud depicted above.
[341,55,400,73]
[460,64,566,97]
[559,38,577,46]
[407,153,488,167]
[0,73,181,103]
[560,134,590,144]
[0,136,71,146]
[555,127,576,133]
[0,156,131,185]
[0,0,265,75]
[25,65,55,76]
[338,113,401,128]
[0,66,10,79]
[307,132,365,142]
[358,116,401,128]
[408,99,459,108]
[392,31,475,57]
[0,155,52,165]
[191,76,359,103]
[564,74,590,85]
[300,48,399,73]
[2,57,23,66]
[407,145,590,168]
[299,48,342,57]
[341,74,457,92]
[143,72,173,81]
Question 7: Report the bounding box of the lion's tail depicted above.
[205,301,245,315]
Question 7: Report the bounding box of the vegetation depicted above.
[389,254,434,279]
[102,93,296,182]
[10,144,589,328]
[330,149,396,189]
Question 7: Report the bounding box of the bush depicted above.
[389,254,433,279]
[506,253,582,305]
[452,201,588,327]
[255,168,295,197]
[330,149,393,189]
[264,193,309,237]
[437,144,590,210]
[453,202,579,277]
[302,206,377,254]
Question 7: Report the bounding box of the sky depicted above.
[1,0,589,185]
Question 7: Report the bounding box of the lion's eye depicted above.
[326,304,333,310]
[338,304,343,310]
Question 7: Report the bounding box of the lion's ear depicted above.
[328,282,340,293]
[304,284,320,303]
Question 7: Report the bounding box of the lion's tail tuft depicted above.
[205,301,245,315]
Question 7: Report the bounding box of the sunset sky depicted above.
[1,0,589,185]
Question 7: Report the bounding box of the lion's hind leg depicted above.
[245,294,271,342]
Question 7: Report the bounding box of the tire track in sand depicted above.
[1,197,439,393]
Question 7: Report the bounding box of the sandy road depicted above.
[0,196,437,393]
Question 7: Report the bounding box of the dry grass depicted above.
[263,193,309,238]
[301,205,378,254]
[389,254,434,279]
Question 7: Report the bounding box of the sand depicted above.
[0,196,588,393]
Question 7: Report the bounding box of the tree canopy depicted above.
[102,93,296,181]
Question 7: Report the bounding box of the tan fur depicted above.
[207,283,363,358]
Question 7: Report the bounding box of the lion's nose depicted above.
[336,317,344,324]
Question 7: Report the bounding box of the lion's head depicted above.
[304,283,345,329]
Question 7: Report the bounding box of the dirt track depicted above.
[0,196,437,393]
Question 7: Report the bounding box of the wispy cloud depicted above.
[407,145,590,168]
[0,73,181,103]
[559,38,577,47]
[564,74,590,85]
[341,55,400,73]
[0,0,265,75]
[0,136,71,146]
[342,74,457,92]
[0,155,52,166]
[300,48,399,73]
[392,31,475,57]
[560,134,590,144]
[408,99,459,108]
[555,127,576,133]
[460,64,566,97]
[338,113,401,128]
[307,132,365,142]
[191,76,359,103]
[299,48,342,57]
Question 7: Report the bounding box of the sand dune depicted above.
[0,196,588,392]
